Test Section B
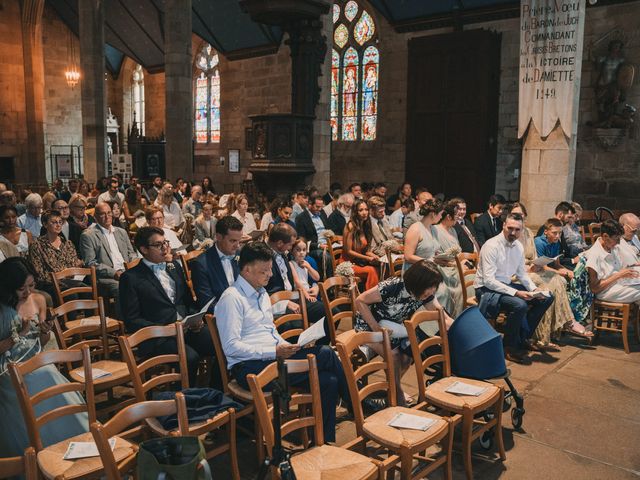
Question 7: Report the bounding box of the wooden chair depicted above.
[327,235,343,272]
[318,276,357,345]
[591,300,640,354]
[404,309,506,480]
[180,249,204,302]
[470,213,482,224]
[269,289,309,341]
[90,399,177,480]
[205,314,263,462]
[455,252,479,308]
[385,250,404,278]
[52,298,132,417]
[51,266,98,306]
[247,354,380,480]
[336,329,455,480]
[588,222,602,244]
[124,258,141,270]
[0,447,38,480]
[119,323,240,477]
[9,348,130,480]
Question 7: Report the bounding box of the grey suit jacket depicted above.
[193,217,217,248]
[371,217,394,256]
[80,225,136,279]
[403,211,422,231]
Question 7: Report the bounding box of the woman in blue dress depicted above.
[0,257,88,461]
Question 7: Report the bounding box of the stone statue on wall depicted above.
[593,39,636,131]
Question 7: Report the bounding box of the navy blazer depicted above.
[191,247,239,312]
[327,210,347,237]
[453,219,478,254]
[474,212,503,247]
[266,251,294,296]
[119,260,193,335]
[295,209,329,251]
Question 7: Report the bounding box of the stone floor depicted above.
[210,329,640,479]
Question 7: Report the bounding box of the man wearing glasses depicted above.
[120,226,214,387]
[618,213,640,263]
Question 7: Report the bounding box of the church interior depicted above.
[0,0,639,478]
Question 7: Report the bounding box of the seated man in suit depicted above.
[474,213,554,364]
[191,216,243,312]
[294,194,333,278]
[80,203,137,318]
[474,194,506,247]
[403,189,433,231]
[214,241,350,443]
[368,195,400,257]
[326,193,354,237]
[267,223,327,328]
[449,197,480,254]
[535,201,577,269]
[120,226,214,386]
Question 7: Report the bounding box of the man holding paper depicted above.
[215,241,350,442]
[474,214,554,364]
[534,218,574,280]
[120,227,215,387]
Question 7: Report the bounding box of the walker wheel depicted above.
[511,407,525,429]
[479,430,493,450]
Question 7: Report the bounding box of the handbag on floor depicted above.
[136,436,212,480]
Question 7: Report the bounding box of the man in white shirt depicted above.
[17,193,43,238]
[619,213,640,259]
[80,203,136,318]
[97,177,125,206]
[474,213,554,363]
[183,185,203,217]
[214,241,350,442]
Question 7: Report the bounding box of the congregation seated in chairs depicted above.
[1,173,639,480]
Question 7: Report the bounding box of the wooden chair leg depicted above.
[461,407,474,480]
[634,307,640,343]
[622,314,630,354]
[255,414,264,464]
[228,412,240,480]
[444,418,455,480]
[399,447,413,480]
[495,390,506,461]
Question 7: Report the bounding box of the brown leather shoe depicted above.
[504,348,530,364]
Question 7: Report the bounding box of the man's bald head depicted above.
[619,213,640,241]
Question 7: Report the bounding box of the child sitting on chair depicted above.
[289,238,320,302]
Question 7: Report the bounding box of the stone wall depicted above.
[573,2,640,211]
[42,3,82,180]
[0,0,27,180]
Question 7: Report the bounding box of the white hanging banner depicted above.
[518,0,586,138]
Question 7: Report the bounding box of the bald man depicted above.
[403,189,434,231]
[619,213,640,262]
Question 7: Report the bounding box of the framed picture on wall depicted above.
[228,149,240,173]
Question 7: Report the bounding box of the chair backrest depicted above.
[404,309,451,404]
[327,235,343,272]
[119,323,189,401]
[270,289,309,341]
[0,448,38,480]
[9,347,96,451]
[90,399,178,480]
[318,276,357,345]
[180,249,204,302]
[52,298,110,368]
[246,355,323,456]
[51,266,98,306]
[335,329,396,435]
[470,213,481,224]
[588,222,602,243]
[124,258,141,270]
[204,314,232,394]
[455,252,478,308]
[386,251,404,278]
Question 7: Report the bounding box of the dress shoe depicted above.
[504,348,530,365]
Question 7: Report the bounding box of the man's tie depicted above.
[461,223,481,253]
[151,263,167,273]
[221,254,235,262]
[378,219,388,240]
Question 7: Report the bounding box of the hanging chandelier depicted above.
[65,30,80,88]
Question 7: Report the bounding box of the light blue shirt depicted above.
[311,211,327,245]
[214,275,286,368]
[17,213,42,238]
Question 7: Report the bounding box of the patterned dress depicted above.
[355,276,434,350]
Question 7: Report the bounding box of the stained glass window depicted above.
[332,1,379,141]
[132,65,145,135]
[194,44,221,143]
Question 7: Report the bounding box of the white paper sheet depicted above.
[180,297,216,329]
[75,368,112,380]
[532,255,560,267]
[272,300,290,316]
[79,318,101,327]
[531,290,551,299]
[296,317,326,347]
[387,413,436,431]
[73,275,86,281]
[445,381,487,397]
[379,320,408,339]
[63,438,116,460]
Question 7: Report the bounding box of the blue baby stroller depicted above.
[447,306,526,429]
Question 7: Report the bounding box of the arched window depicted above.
[332,0,379,141]
[194,44,221,144]
[132,64,145,135]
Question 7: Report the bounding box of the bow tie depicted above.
[151,263,167,273]
[221,254,235,262]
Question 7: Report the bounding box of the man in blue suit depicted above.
[191,216,243,312]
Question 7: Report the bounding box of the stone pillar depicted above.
[520,125,576,227]
[19,0,46,184]
[79,0,107,182]
[164,0,193,182]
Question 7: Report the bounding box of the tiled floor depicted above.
[210,330,640,479]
